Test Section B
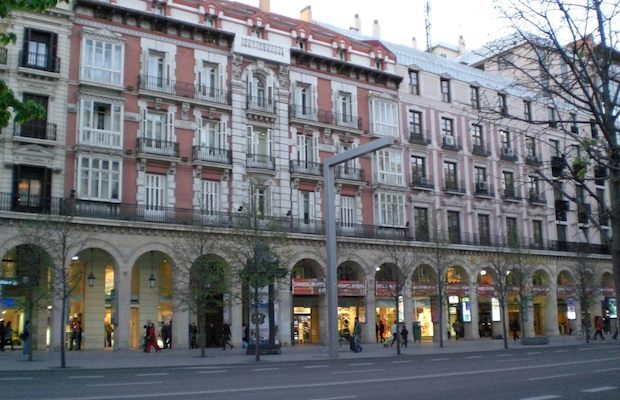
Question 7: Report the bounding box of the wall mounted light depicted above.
[148,251,156,289]
[87,249,95,287]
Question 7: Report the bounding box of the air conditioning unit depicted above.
[502,146,513,156]
[476,182,488,191]
[444,135,455,146]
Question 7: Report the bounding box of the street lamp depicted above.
[148,251,156,289]
[323,136,394,359]
[87,249,95,287]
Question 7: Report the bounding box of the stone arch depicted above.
[337,260,365,282]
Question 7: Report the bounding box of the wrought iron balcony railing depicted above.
[192,145,231,164]
[14,121,57,141]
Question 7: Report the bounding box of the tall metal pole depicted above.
[323,136,394,359]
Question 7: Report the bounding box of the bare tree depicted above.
[573,242,601,343]
[476,0,619,307]
[19,214,87,368]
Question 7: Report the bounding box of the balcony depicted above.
[192,145,231,165]
[472,144,490,157]
[246,153,275,170]
[289,105,318,122]
[19,51,60,74]
[335,165,363,181]
[138,74,230,105]
[333,111,363,130]
[502,188,522,202]
[528,192,547,205]
[410,175,434,190]
[373,172,404,187]
[444,180,466,194]
[474,182,494,198]
[79,127,121,148]
[525,154,543,167]
[290,160,323,176]
[551,156,565,177]
[408,129,431,145]
[136,138,179,158]
[500,147,518,162]
[14,121,57,142]
[441,135,461,151]
[247,95,276,114]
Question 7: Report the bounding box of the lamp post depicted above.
[323,136,394,359]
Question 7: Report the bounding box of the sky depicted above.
[237,0,509,50]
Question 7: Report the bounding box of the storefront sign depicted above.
[566,298,577,320]
[557,285,576,298]
[478,284,497,297]
[491,298,501,321]
[292,278,325,295]
[601,287,615,297]
[446,283,469,296]
[532,286,550,296]
[375,281,397,298]
[337,280,365,297]
[461,297,471,322]
[412,283,436,296]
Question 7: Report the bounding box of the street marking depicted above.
[519,396,561,400]
[310,396,356,400]
[69,376,104,379]
[495,353,512,357]
[497,357,534,363]
[136,373,169,377]
[430,358,448,361]
[465,356,483,359]
[527,373,575,381]
[181,366,229,370]
[0,377,33,381]
[582,386,617,393]
[391,360,412,364]
[594,367,620,373]
[553,349,568,353]
[578,347,599,351]
[348,362,372,366]
[196,370,227,374]
[333,369,383,374]
[34,356,620,400]
[252,368,279,371]
[303,365,329,369]
[526,351,541,355]
[86,382,164,387]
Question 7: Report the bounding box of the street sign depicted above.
[0,278,18,286]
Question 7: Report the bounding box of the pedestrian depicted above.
[353,317,362,352]
[510,319,520,341]
[160,322,169,349]
[21,320,30,358]
[447,321,451,339]
[452,320,463,340]
[4,321,14,350]
[69,320,80,350]
[379,320,385,343]
[0,320,5,351]
[375,322,379,342]
[592,316,605,340]
[401,325,408,347]
[104,322,113,347]
[222,320,233,350]
[144,321,161,353]
[189,322,197,349]
[390,321,398,347]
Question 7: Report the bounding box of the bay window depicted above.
[78,155,121,201]
[374,192,405,227]
[81,37,124,85]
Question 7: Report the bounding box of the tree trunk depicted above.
[395,299,401,355]
[60,294,66,368]
[500,300,508,350]
[199,309,206,358]
[26,295,33,361]
[254,287,260,362]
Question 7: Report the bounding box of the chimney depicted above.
[372,19,381,38]
[458,35,466,54]
[351,14,361,32]
[300,5,312,22]
[259,0,270,13]
[411,37,417,49]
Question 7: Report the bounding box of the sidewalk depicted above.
[0,336,615,372]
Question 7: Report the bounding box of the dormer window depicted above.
[374,59,384,70]
[152,1,165,15]
[337,49,347,61]
[251,27,263,39]
[297,38,307,51]
[205,15,216,28]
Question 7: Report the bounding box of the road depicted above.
[2,345,619,400]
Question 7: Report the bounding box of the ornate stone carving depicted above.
[278,64,289,87]
[232,53,243,80]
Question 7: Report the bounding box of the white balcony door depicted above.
[339,195,355,230]
[145,173,166,219]
[298,191,316,229]
[198,62,220,100]
[146,51,168,88]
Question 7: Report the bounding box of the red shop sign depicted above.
[338,280,366,297]
[412,283,436,296]
[446,283,469,296]
[292,278,325,295]
[557,285,576,298]
[601,287,615,297]
[375,281,398,298]
[478,284,497,297]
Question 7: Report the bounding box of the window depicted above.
[500,130,511,150]
[299,191,316,223]
[205,15,216,28]
[498,93,508,115]
[371,98,399,137]
[597,188,608,226]
[548,107,557,128]
[145,50,169,89]
[414,207,429,241]
[570,113,578,133]
[506,217,518,244]
[336,91,354,126]
[247,126,272,167]
[201,180,219,213]
[339,196,356,227]
[374,192,405,226]
[140,109,175,156]
[409,69,419,95]
[591,119,599,138]
[478,214,490,245]
[81,37,123,85]
[523,100,532,122]
[296,134,318,164]
[78,156,121,201]
[556,224,567,243]
[296,38,307,50]
[532,220,543,247]
[252,186,270,218]
[440,78,451,102]
[474,166,487,186]
[294,83,314,118]
[336,49,347,61]
[408,110,423,136]
[79,98,123,148]
[248,74,273,111]
[198,61,221,101]
[529,176,540,196]
[549,139,560,157]
[502,171,515,197]
[196,118,227,162]
[251,26,263,39]
[447,211,461,243]
[470,86,480,109]
[410,155,426,180]
[145,174,166,214]
[21,28,57,72]
[20,94,48,139]
[525,137,536,157]
[444,161,458,189]
[374,149,403,186]
[471,124,483,147]
[441,117,454,138]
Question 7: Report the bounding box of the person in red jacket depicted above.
[144,321,161,352]
[592,316,605,341]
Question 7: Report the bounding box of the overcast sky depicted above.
[237,0,509,50]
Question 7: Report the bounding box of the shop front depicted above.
[446,284,470,339]
[337,280,365,337]
[411,283,435,339]
[291,278,323,344]
[477,283,498,338]
[375,280,399,333]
